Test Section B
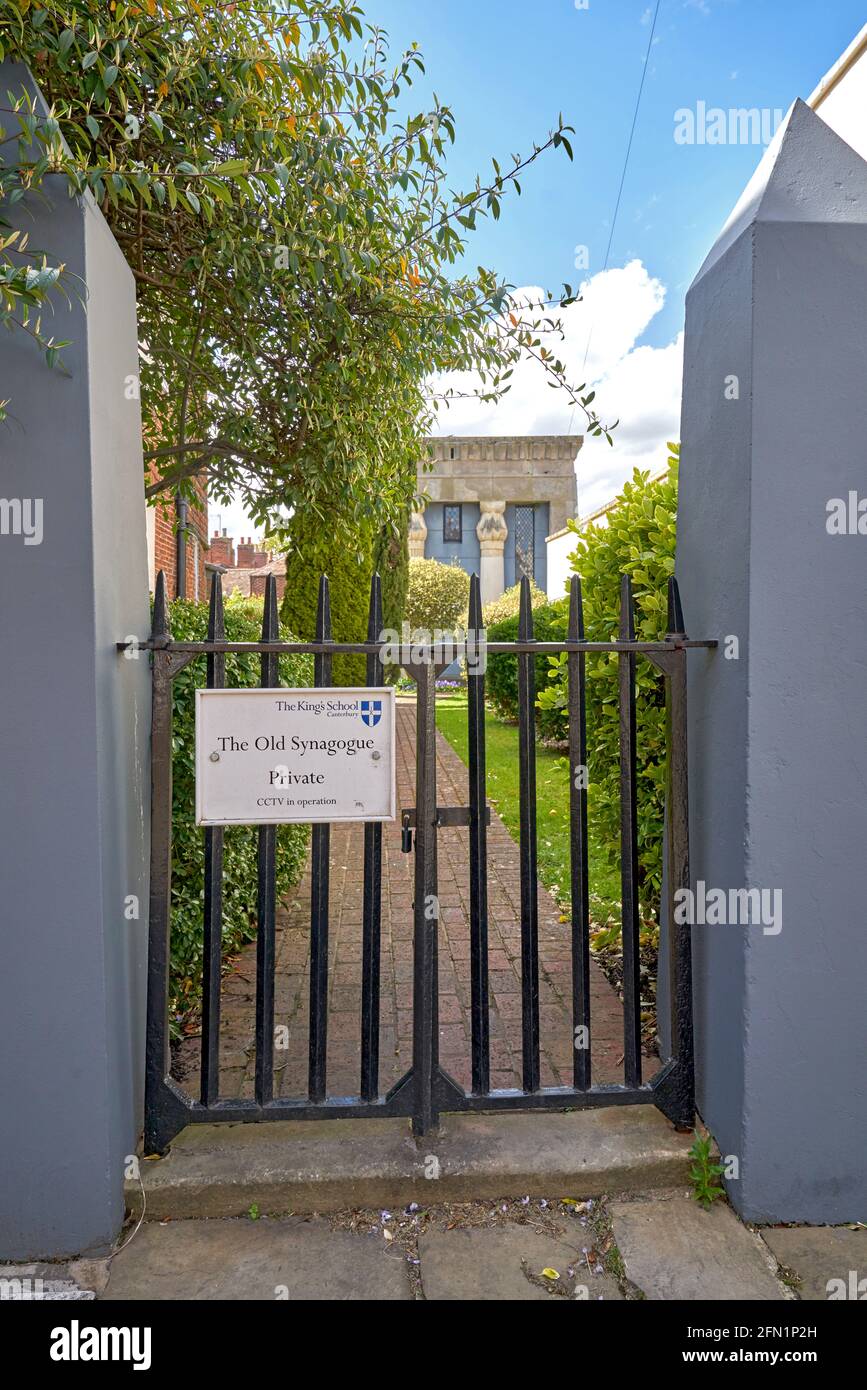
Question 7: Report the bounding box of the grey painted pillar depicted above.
[678,99,867,1223]
[0,64,149,1257]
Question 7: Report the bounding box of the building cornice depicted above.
[422,435,582,464]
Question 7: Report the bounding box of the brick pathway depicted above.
[177,702,626,1099]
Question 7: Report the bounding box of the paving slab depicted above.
[101,1218,412,1301]
[760,1227,867,1301]
[610,1197,786,1301]
[419,1226,623,1301]
[132,1108,693,1219]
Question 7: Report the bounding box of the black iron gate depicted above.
[137,568,714,1153]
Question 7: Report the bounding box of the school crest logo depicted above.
[361,700,382,727]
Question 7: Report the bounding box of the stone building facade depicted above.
[410,436,580,604]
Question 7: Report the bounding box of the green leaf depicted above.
[214,158,249,176]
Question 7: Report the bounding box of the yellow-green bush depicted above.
[477,577,547,628]
[406,557,470,634]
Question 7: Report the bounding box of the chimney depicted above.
[251,548,268,568]
[236,536,256,568]
[209,530,235,567]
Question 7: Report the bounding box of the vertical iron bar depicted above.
[517,577,540,1092]
[467,573,490,1094]
[567,576,591,1090]
[665,578,695,1124]
[411,658,438,1135]
[361,574,384,1101]
[255,575,279,1106]
[200,573,225,1106]
[619,573,642,1088]
[308,576,332,1103]
[144,574,174,1152]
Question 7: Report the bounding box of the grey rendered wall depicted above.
[678,100,867,1221]
[0,64,149,1257]
[424,501,482,573]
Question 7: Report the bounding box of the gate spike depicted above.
[315,573,332,642]
[619,573,635,642]
[261,572,279,642]
[468,572,483,633]
[667,575,686,637]
[366,571,382,642]
[207,569,225,641]
[152,570,170,646]
[568,574,585,642]
[518,574,534,641]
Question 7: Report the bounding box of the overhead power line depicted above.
[569,0,663,433]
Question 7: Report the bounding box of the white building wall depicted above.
[809,26,867,161]
[545,530,574,600]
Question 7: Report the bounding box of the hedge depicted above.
[374,511,410,659]
[485,599,569,742]
[281,512,408,686]
[537,448,679,915]
[167,594,312,1029]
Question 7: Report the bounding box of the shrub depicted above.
[281,514,374,687]
[374,512,410,652]
[537,448,679,916]
[167,594,312,1029]
[406,557,470,634]
[280,511,409,687]
[480,577,547,629]
[486,600,569,741]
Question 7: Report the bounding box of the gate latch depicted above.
[400,805,492,853]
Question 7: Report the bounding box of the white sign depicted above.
[195,687,395,826]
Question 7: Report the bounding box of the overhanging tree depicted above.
[0,0,615,538]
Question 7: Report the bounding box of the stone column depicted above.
[678,99,867,1223]
[408,507,427,559]
[476,500,507,605]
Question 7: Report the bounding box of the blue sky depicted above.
[219,0,866,535]
[373,0,865,348]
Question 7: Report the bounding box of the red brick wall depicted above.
[148,464,208,600]
[250,572,286,601]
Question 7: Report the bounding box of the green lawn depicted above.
[435,691,622,931]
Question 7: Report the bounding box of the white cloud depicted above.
[429,258,683,518]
